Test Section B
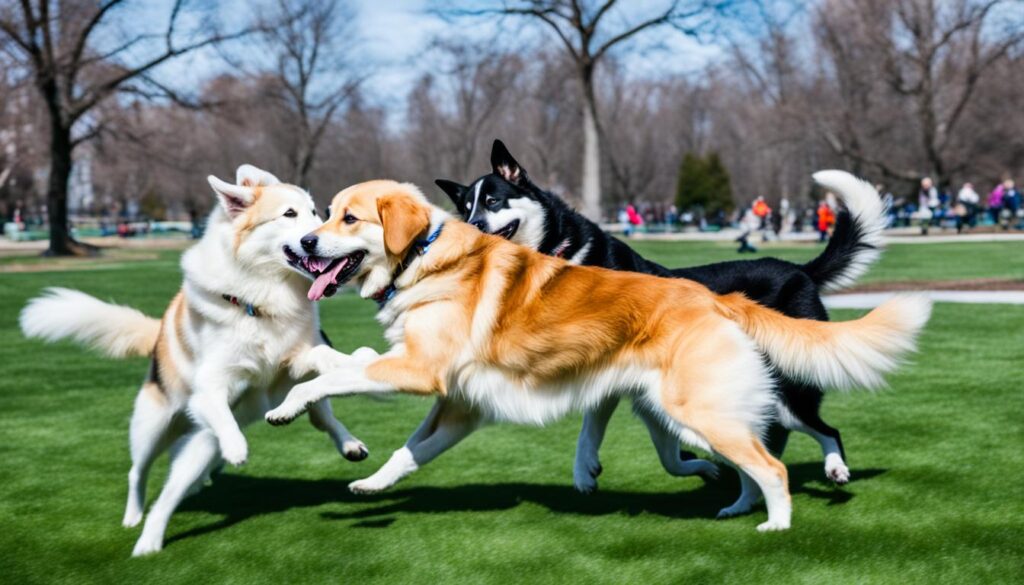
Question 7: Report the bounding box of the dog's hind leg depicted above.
[349,399,481,495]
[657,322,791,531]
[632,404,719,481]
[789,411,848,484]
[188,365,249,466]
[776,386,849,484]
[308,399,369,462]
[124,384,176,528]
[573,396,619,494]
[132,429,219,556]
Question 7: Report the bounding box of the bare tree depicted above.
[819,0,1024,187]
[256,0,363,187]
[0,0,255,255]
[436,0,716,220]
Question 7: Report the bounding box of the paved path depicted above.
[622,228,1024,243]
[824,290,1024,309]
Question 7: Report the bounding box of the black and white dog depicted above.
[435,140,887,503]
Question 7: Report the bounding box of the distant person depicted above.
[736,205,760,253]
[1004,179,1022,229]
[752,195,771,241]
[919,177,940,228]
[988,181,1006,224]
[666,204,678,231]
[956,182,980,232]
[877,184,896,227]
[625,203,643,237]
[816,199,835,243]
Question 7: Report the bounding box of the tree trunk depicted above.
[44,123,78,256]
[580,71,602,222]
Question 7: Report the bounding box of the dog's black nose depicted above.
[470,220,487,232]
[300,234,318,253]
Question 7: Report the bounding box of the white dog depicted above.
[20,165,365,556]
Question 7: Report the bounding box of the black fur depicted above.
[436,140,879,471]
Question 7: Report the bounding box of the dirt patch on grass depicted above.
[848,278,1024,292]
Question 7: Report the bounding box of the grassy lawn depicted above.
[626,239,1024,284]
[0,241,1022,584]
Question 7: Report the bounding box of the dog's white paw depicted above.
[132,534,163,557]
[122,509,143,528]
[351,346,380,362]
[341,440,369,462]
[756,519,790,532]
[825,454,850,484]
[266,400,307,426]
[219,436,248,467]
[309,345,352,372]
[349,477,390,495]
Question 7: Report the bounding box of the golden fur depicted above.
[272,180,930,531]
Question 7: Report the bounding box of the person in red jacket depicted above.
[817,199,836,242]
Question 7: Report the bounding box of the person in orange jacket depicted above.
[817,199,836,242]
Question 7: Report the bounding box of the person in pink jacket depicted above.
[988,183,1005,224]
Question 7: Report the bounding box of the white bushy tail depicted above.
[20,287,160,358]
[720,292,932,391]
[805,170,889,292]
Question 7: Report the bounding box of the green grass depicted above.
[627,239,1024,284]
[0,241,1022,584]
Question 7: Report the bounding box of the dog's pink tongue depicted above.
[308,258,349,301]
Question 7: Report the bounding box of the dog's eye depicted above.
[311,208,317,217]
[485,196,498,207]
[283,208,297,218]
[343,214,358,224]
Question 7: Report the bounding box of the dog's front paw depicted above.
[266,399,307,426]
[349,477,389,495]
[825,454,850,484]
[756,519,790,532]
[132,533,163,557]
[573,456,602,494]
[341,440,369,462]
[694,460,720,481]
[219,435,248,466]
[122,508,143,528]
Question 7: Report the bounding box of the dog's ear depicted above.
[235,164,281,187]
[435,179,468,212]
[491,139,528,186]
[377,192,431,257]
[208,175,256,218]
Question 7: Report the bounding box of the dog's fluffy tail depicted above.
[802,170,888,292]
[718,292,931,391]
[20,287,160,358]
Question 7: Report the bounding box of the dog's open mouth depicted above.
[284,246,365,301]
[492,219,519,240]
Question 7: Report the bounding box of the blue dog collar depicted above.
[373,222,444,309]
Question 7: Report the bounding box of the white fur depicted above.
[455,363,659,426]
[755,293,932,391]
[20,287,159,358]
[490,198,547,251]
[812,170,889,292]
[22,165,366,556]
[236,164,280,187]
[568,241,592,264]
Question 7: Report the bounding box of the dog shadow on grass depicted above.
[168,462,885,545]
